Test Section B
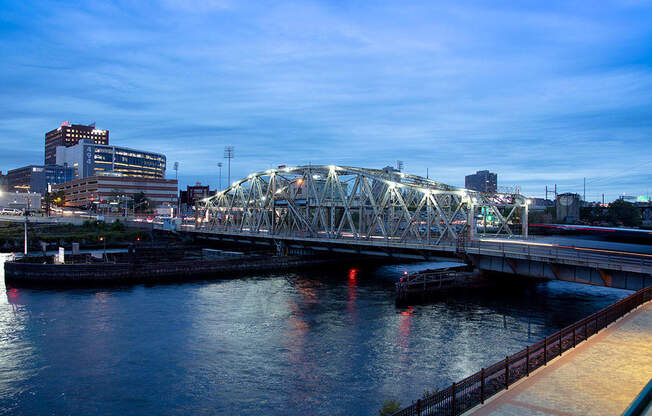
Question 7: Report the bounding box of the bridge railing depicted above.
[390,285,652,416]
[466,239,652,273]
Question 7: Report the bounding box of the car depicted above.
[1,208,22,216]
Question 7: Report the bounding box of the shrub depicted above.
[379,399,402,416]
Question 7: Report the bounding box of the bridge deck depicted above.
[187,227,652,275]
[465,301,652,416]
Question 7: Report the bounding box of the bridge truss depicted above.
[195,165,529,246]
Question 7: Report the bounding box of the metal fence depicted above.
[391,285,652,416]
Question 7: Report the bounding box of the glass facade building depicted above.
[56,140,166,179]
[7,164,75,195]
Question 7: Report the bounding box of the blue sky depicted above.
[1,0,651,201]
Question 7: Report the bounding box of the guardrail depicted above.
[391,285,652,416]
[466,240,652,274]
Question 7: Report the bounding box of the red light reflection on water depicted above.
[347,268,358,301]
[347,268,359,316]
[397,306,414,363]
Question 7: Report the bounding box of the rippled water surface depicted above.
[0,256,631,415]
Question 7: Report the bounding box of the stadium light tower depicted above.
[217,162,223,190]
[224,146,234,187]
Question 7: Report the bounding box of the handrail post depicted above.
[572,326,576,348]
[451,382,456,415]
[416,398,422,416]
[481,368,485,404]
[559,331,562,356]
[584,320,588,341]
[526,346,530,376]
[544,337,547,365]
[505,356,509,389]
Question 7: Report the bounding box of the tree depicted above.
[608,199,642,227]
[133,192,152,213]
[46,190,66,207]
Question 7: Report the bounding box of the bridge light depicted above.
[297,178,304,185]
[312,174,321,180]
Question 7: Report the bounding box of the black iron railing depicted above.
[391,285,652,416]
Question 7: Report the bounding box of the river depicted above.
[0,254,631,415]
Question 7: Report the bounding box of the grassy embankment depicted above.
[0,220,147,251]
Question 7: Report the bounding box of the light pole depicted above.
[217,162,223,190]
[24,195,32,256]
[174,162,180,217]
[224,146,234,187]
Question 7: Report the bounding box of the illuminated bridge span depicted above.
[191,165,652,291]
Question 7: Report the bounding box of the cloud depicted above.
[0,0,650,201]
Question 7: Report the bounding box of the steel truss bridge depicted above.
[192,165,652,291]
[196,165,528,243]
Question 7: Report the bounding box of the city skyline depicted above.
[1,1,651,201]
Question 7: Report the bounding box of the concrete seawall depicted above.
[4,256,345,287]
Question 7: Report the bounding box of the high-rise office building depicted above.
[56,140,166,179]
[45,121,109,165]
[465,170,497,192]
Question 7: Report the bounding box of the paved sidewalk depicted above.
[466,301,652,416]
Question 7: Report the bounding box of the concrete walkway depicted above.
[466,301,652,416]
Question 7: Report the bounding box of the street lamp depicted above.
[99,236,106,261]
[224,146,234,188]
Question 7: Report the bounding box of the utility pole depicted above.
[583,177,586,203]
[545,185,548,201]
[224,146,234,187]
[396,160,404,172]
[554,184,557,199]
[24,196,31,256]
[217,162,223,190]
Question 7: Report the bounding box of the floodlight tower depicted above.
[224,146,234,187]
[217,162,223,190]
